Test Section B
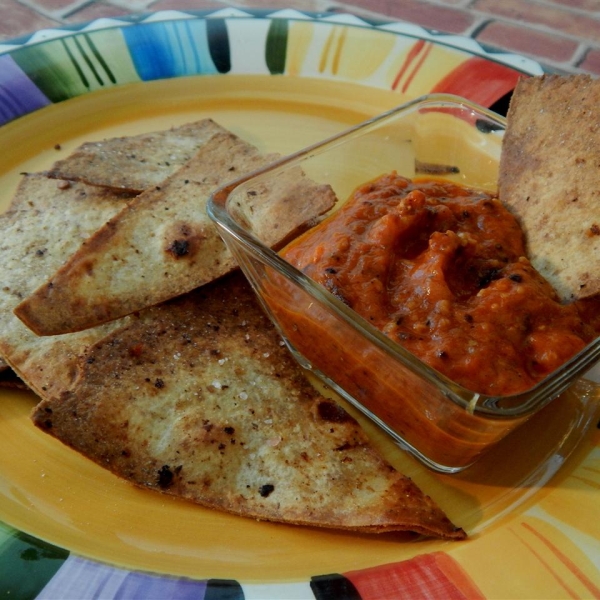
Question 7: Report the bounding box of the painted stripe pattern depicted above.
[0,9,543,127]
[28,550,484,599]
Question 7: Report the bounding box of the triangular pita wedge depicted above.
[0,174,134,398]
[32,272,465,539]
[15,128,336,335]
[499,74,600,302]
[48,119,226,193]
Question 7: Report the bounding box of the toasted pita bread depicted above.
[32,272,465,539]
[15,129,336,336]
[499,74,600,302]
[0,174,134,398]
[48,120,225,193]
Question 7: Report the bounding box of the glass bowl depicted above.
[208,94,600,473]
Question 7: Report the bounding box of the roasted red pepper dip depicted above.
[259,173,600,468]
[281,173,598,396]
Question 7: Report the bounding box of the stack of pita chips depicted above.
[0,119,465,539]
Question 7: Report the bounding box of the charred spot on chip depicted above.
[317,400,353,424]
[259,484,275,497]
[167,239,189,257]
[224,426,235,435]
[335,442,354,451]
[589,224,600,236]
[154,378,165,389]
[157,465,174,489]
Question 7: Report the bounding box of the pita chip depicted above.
[0,174,133,398]
[48,119,226,193]
[16,128,336,336]
[499,74,600,302]
[32,272,465,539]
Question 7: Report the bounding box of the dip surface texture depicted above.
[282,173,596,396]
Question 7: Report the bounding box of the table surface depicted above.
[1,0,599,75]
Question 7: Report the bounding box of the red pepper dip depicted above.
[281,173,598,396]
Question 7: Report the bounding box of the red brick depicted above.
[0,0,60,41]
[544,0,600,11]
[66,2,129,22]
[473,0,600,44]
[24,0,84,10]
[343,0,474,33]
[226,0,333,10]
[105,0,154,9]
[434,0,472,5]
[476,20,579,63]
[148,0,225,8]
[579,47,600,75]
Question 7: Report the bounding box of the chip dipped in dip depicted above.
[280,173,599,396]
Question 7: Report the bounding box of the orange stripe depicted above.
[570,474,600,490]
[331,26,347,76]
[319,28,335,74]
[580,465,600,476]
[391,39,427,91]
[518,522,600,598]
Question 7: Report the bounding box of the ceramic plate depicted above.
[1,9,599,600]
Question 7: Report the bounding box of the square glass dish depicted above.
[208,94,600,473]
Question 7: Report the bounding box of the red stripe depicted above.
[430,56,524,107]
[392,39,427,91]
[344,552,485,600]
[401,42,433,94]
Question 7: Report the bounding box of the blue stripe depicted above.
[0,55,50,125]
[36,555,209,599]
[123,20,219,80]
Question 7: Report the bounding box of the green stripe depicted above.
[84,33,117,84]
[0,524,68,599]
[62,37,90,89]
[266,19,288,74]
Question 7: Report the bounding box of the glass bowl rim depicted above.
[208,93,600,420]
